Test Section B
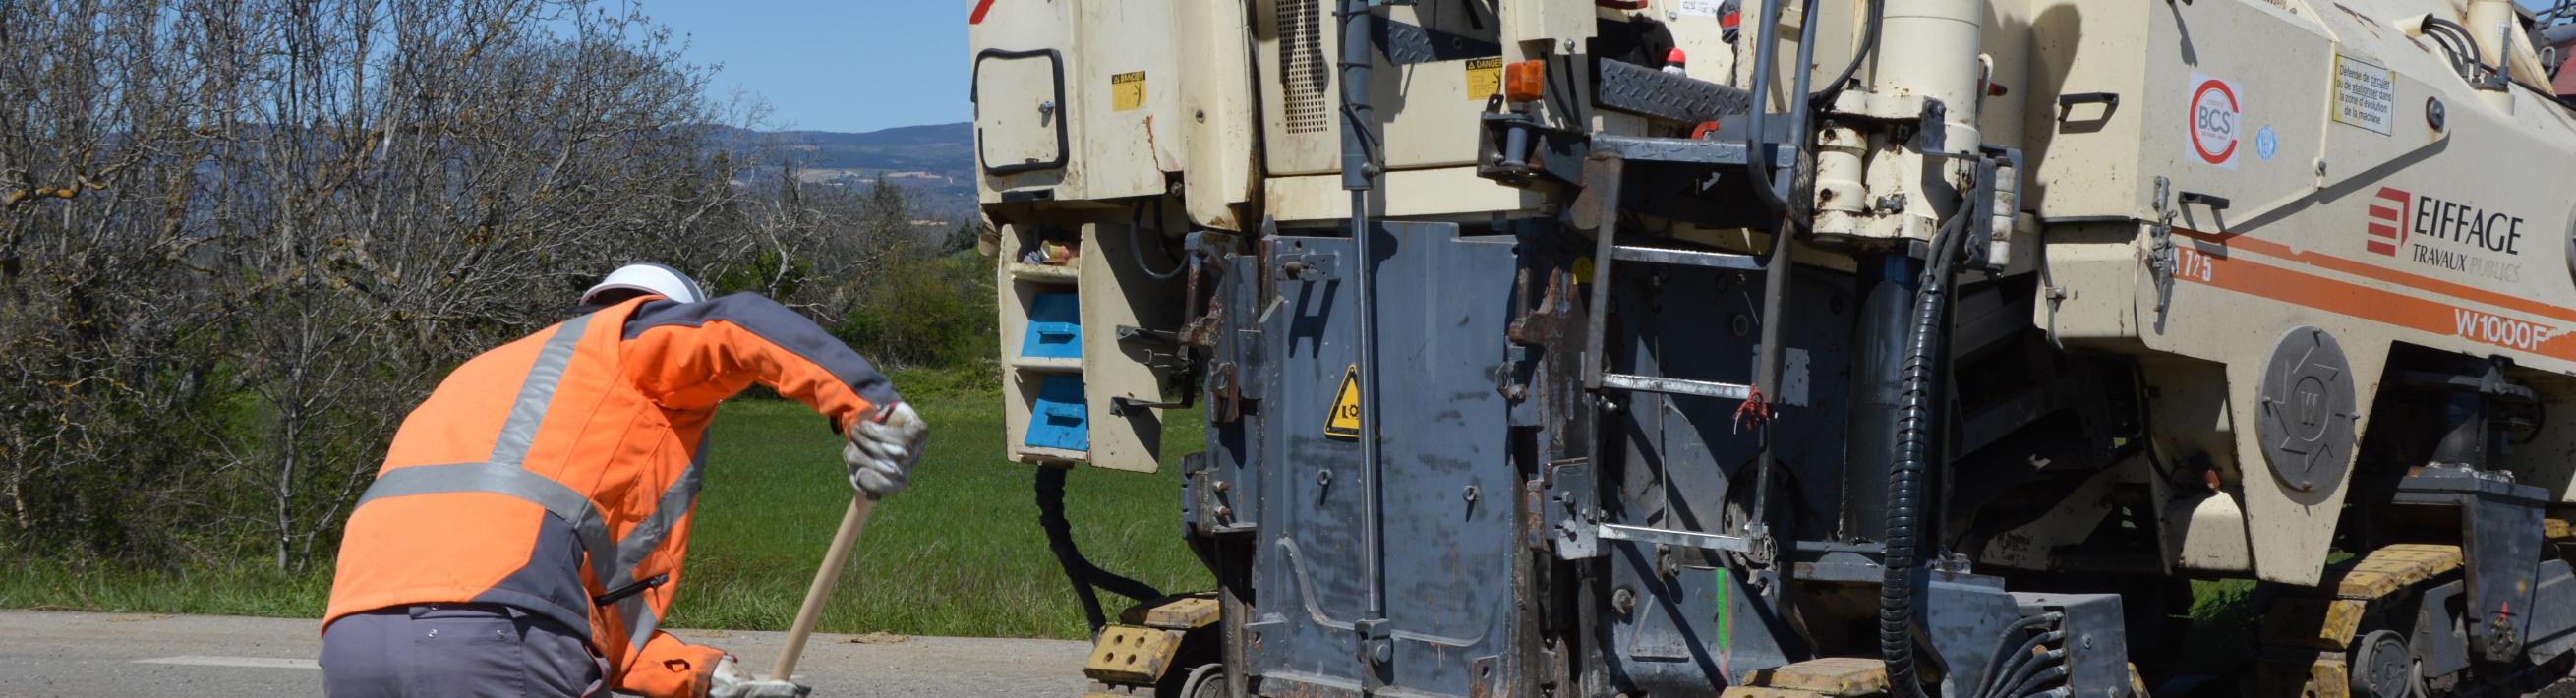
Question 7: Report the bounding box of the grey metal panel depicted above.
[1617,562,1724,664]
[2415,580,2471,680]
[1245,224,1522,697]
[1247,234,1369,686]
[2529,561,2576,663]
[1923,576,2020,698]
[1604,559,1797,694]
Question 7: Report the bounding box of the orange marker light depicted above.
[1504,60,1546,102]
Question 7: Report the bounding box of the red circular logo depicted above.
[2189,79,2240,165]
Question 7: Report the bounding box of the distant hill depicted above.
[716,122,976,221]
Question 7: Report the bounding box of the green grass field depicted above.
[0,369,1212,640]
[668,376,1211,638]
[0,367,2271,653]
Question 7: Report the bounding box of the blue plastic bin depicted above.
[1025,375,1089,451]
[1021,293,1082,359]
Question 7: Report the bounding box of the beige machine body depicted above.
[975,0,2576,693]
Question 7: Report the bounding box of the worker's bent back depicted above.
[322,294,896,698]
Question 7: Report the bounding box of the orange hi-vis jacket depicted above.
[324,293,897,698]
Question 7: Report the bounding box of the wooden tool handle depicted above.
[772,494,876,681]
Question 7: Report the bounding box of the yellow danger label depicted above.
[1111,71,1147,112]
[1323,364,1362,439]
[1465,58,1503,101]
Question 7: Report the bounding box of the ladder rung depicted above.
[1597,523,1752,553]
[1610,245,1763,270]
[1598,373,1753,400]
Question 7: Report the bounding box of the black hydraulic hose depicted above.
[1740,0,1792,217]
[1979,647,2032,698]
[2001,663,2071,698]
[1971,613,2062,698]
[2426,29,2474,76]
[1085,554,1165,604]
[1810,0,1886,107]
[1879,209,1971,698]
[2423,18,2477,57]
[1037,467,1110,633]
[2421,17,2484,80]
[1037,467,1165,635]
[1129,198,1184,281]
[2426,25,2469,67]
[1990,649,2067,698]
[1983,634,2066,698]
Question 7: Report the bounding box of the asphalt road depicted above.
[0,611,1096,697]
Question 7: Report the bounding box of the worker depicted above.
[318,263,928,698]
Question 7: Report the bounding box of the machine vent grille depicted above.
[1279,0,1329,134]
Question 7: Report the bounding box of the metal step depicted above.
[1598,373,1754,400]
[1594,58,1752,124]
[1590,134,1780,166]
[1609,244,1763,270]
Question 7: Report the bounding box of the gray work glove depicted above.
[843,401,928,497]
[708,654,809,698]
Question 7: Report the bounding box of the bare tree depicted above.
[0,0,771,569]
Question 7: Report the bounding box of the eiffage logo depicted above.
[2366,187,2410,257]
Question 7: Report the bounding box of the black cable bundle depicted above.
[2419,16,2486,83]
[1879,210,1973,698]
[1970,612,2067,698]
[1037,466,1166,635]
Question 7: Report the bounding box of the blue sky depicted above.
[643,1,967,134]
[639,0,2563,134]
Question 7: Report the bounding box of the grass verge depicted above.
[0,368,1211,640]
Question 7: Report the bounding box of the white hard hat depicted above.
[581,263,706,305]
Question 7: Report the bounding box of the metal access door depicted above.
[1241,223,1523,697]
[971,49,1067,176]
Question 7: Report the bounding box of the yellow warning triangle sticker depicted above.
[1323,364,1362,439]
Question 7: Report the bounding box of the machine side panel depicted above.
[1243,227,1525,697]
[1073,0,1185,201]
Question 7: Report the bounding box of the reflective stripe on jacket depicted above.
[324,293,896,698]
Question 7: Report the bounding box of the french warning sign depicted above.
[1323,365,1362,439]
[1466,58,1503,101]
[2334,54,2395,136]
[1110,71,1147,112]
[2186,73,2242,170]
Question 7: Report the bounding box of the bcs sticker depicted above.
[2186,73,2242,170]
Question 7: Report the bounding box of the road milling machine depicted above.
[971,0,2576,695]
